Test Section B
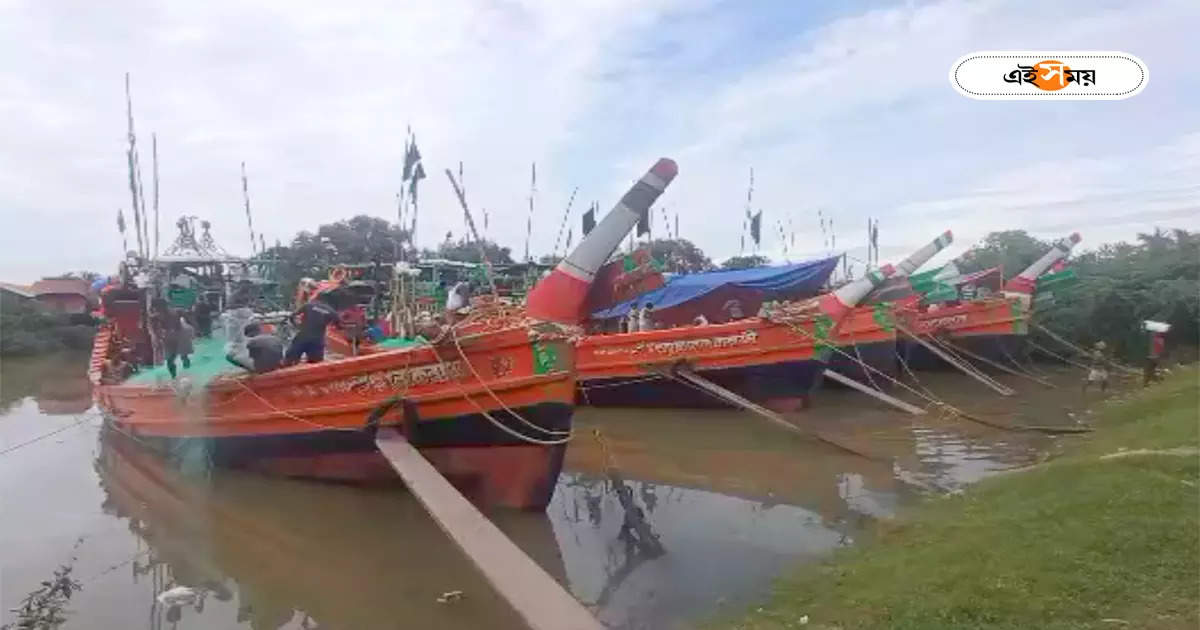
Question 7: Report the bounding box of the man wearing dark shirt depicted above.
[226,323,283,373]
[284,294,340,365]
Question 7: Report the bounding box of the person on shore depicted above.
[284,293,340,365]
[693,313,710,326]
[226,323,283,373]
[1082,341,1109,394]
[1144,331,1166,387]
[626,303,641,333]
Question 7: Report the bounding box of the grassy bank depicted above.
[723,366,1199,630]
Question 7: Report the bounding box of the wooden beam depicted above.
[669,365,878,459]
[821,369,926,415]
[944,340,1057,388]
[374,429,604,630]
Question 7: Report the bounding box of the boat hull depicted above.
[576,315,834,410]
[92,325,577,510]
[825,304,899,386]
[897,298,1030,370]
[578,358,826,410]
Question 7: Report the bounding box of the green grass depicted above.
[720,367,1199,630]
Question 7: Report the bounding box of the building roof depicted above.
[31,277,91,297]
[0,282,35,298]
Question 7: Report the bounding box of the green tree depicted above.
[970,228,1199,361]
[264,215,412,297]
[427,238,515,264]
[646,239,713,273]
[721,254,771,270]
[958,230,1050,277]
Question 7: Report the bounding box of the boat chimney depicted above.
[818,263,896,322]
[1004,232,1081,295]
[895,229,953,277]
[526,158,678,324]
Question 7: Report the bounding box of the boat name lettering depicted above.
[593,330,758,356]
[918,314,969,330]
[293,361,466,397]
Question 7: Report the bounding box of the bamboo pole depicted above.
[124,73,145,259]
[241,162,256,255]
[152,133,160,258]
[551,187,578,259]
[896,323,1015,396]
[945,339,1057,387]
[821,369,926,415]
[445,169,498,299]
[668,365,877,459]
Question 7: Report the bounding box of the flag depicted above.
[402,137,422,181]
[750,211,762,246]
[636,204,650,236]
[582,206,595,236]
[117,208,126,233]
[408,162,426,198]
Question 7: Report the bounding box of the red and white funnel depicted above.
[526,158,678,324]
[818,263,896,322]
[1004,232,1081,295]
[895,230,953,277]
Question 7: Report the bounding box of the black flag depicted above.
[582,205,595,236]
[750,211,762,246]
[637,205,650,237]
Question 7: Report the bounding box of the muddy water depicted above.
[1,354,1102,629]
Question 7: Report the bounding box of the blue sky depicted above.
[0,0,1196,282]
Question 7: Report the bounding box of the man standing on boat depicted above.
[284,292,341,365]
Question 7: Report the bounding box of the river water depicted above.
[1,353,1088,629]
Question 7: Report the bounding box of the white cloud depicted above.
[0,0,1196,283]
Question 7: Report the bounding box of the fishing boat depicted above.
[895,233,1081,369]
[90,158,678,510]
[574,264,898,410]
[825,230,955,384]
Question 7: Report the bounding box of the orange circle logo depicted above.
[1031,60,1071,91]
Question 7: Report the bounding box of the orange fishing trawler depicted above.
[574,231,956,409]
[893,232,1081,369]
[91,158,679,510]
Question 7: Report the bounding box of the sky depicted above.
[1,0,1197,282]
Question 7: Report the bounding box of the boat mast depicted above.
[124,73,145,260]
[524,162,536,262]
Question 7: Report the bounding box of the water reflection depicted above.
[0,351,92,415]
[2,355,1074,630]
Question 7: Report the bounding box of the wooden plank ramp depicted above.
[821,369,927,415]
[669,366,880,460]
[374,429,605,630]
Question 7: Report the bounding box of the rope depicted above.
[230,379,357,432]
[416,327,572,446]
[447,326,569,436]
[924,333,1014,394]
[1033,323,1141,375]
[780,319,949,410]
[1027,338,1090,370]
[0,412,100,456]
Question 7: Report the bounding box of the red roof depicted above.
[32,277,91,297]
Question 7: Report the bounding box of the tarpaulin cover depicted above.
[591,256,839,319]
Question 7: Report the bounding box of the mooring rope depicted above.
[0,412,101,457]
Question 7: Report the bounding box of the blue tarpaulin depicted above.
[591,256,840,319]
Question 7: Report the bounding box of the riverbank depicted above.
[721,365,1199,630]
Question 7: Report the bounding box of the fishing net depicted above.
[125,333,243,387]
